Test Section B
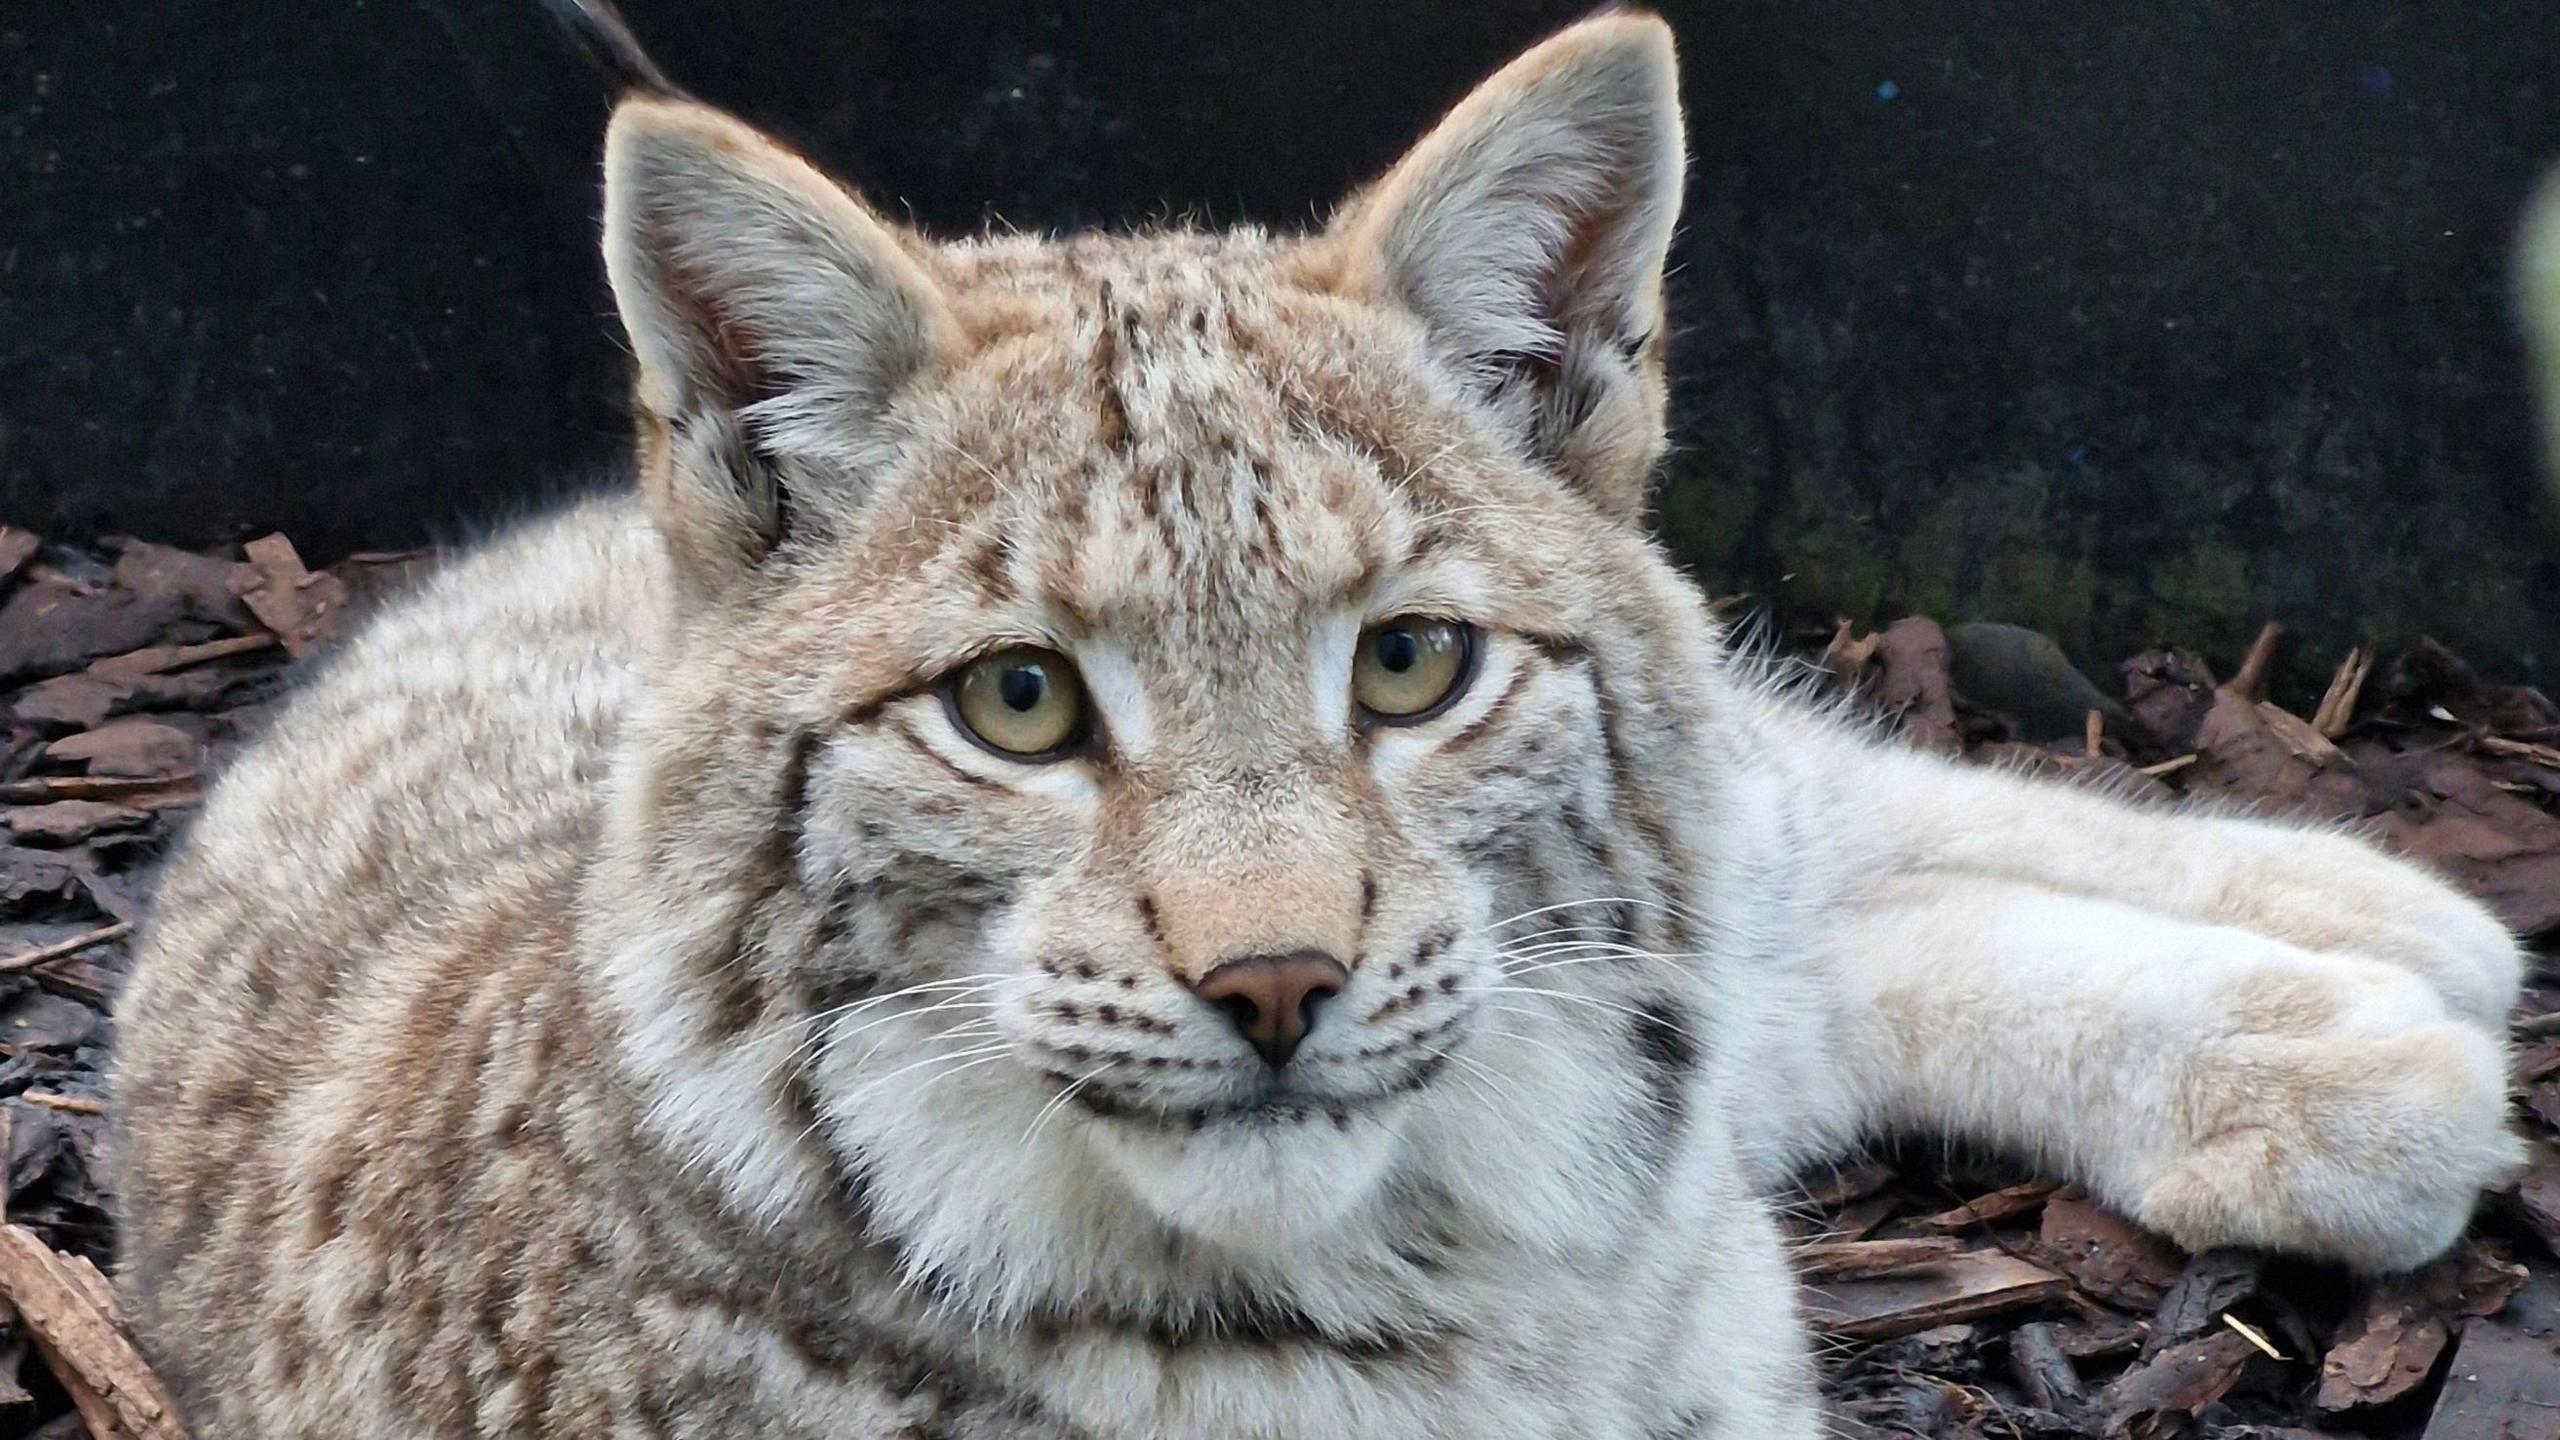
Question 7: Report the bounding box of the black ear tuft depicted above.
[537,0,687,101]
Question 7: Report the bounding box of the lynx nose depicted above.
[1187,950,1350,1068]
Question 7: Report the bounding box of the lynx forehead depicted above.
[111,8,2524,1438]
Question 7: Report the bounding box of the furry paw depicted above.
[2130,965,2521,1272]
[2207,827,2526,1028]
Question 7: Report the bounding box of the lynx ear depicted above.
[1326,14,1685,521]
[603,98,953,586]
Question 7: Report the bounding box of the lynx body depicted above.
[117,16,2523,1437]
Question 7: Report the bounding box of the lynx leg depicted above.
[1810,874,2520,1273]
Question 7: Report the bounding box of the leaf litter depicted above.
[0,538,2551,1438]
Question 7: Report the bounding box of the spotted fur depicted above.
[116,15,2524,1438]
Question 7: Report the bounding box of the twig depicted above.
[2227,621,2282,704]
[2084,709,2104,760]
[0,923,133,974]
[2310,646,2372,738]
[88,631,277,680]
[0,776,190,804]
[2222,1313,2287,1362]
[2480,734,2560,770]
[18,1093,103,1116]
[1794,1236,1967,1280]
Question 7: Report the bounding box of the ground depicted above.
[0,528,2551,1439]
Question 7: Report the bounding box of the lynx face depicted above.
[583,18,1719,1253]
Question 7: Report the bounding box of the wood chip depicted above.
[10,671,133,730]
[2102,1331,2256,1439]
[2519,1150,2560,1259]
[1795,1158,1898,1210]
[1816,1193,1901,1241]
[1912,1181,2059,1233]
[2318,1247,2529,1412]
[2418,1319,2560,1440]
[228,533,348,659]
[2142,1248,2264,1358]
[1794,1236,1966,1281]
[106,543,254,632]
[0,577,182,688]
[1804,1251,2066,1341]
[2049,1311,2152,1359]
[2257,699,2345,763]
[2009,1321,2088,1412]
[1873,617,1962,756]
[41,719,198,781]
[2036,1197,2186,1308]
[0,528,40,585]
[1819,618,1881,683]
[3,801,148,847]
[0,1224,186,1440]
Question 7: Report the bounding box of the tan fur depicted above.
[115,15,2524,1439]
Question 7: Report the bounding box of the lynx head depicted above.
[587,14,1736,1265]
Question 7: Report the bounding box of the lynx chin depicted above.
[115,12,2524,1438]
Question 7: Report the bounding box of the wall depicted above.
[5,1,2557,686]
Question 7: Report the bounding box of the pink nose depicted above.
[1186,950,1350,1068]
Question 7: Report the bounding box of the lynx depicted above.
[115,11,2524,1437]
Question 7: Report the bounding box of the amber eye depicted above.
[947,646,1089,759]
[1352,618,1475,723]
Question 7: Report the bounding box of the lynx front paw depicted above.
[2131,970,2521,1273]
[2211,827,2525,1028]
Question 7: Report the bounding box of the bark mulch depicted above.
[1805,615,2560,1440]
[0,527,2550,1438]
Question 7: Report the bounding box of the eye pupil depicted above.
[1351,618,1476,724]
[948,646,1086,760]
[998,666,1045,713]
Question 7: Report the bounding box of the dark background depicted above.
[6,2,2560,690]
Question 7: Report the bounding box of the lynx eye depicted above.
[946,646,1089,759]
[1352,618,1476,723]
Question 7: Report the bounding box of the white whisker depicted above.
[1481,1006,1607,1067]
[832,1039,1015,1106]
[1476,984,1677,1028]
[1021,1062,1112,1148]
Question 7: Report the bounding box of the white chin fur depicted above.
[1088,1108,1404,1248]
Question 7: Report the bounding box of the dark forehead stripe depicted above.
[1091,279,1133,453]
[963,531,1016,605]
